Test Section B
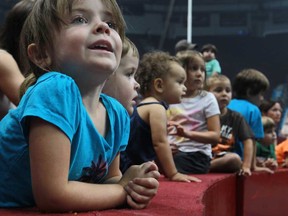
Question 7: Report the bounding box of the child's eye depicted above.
[72,16,88,24]
[107,21,117,30]
[126,71,135,78]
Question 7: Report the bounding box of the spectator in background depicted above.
[201,43,221,78]
[256,116,278,171]
[260,99,284,143]
[271,75,288,138]
[276,138,288,168]
[228,69,273,173]
[175,39,198,55]
[0,0,34,119]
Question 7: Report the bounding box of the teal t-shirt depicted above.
[0,72,129,207]
[205,59,221,78]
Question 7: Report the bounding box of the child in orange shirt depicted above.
[276,139,288,167]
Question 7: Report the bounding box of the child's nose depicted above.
[94,22,111,35]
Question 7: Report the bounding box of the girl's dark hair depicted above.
[259,99,282,114]
[0,0,35,68]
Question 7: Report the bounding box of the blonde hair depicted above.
[206,74,231,91]
[122,37,139,59]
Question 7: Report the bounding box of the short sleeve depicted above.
[20,73,81,142]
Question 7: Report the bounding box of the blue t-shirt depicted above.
[228,99,264,158]
[0,72,129,207]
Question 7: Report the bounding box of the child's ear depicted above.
[246,88,252,97]
[27,43,51,70]
[154,78,164,93]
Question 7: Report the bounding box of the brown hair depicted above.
[20,0,126,97]
[0,0,35,68]
[262,116,275,131]
[206,74,231,91]
[232,69,269,99]
[136,51,181,96]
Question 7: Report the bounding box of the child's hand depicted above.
[125,177,159,209]
[174,125,187,137]
[122,162,160,209]
[119,162,160,187]
[281,161,288,168]
[252,165,274,174]
[239,167,252,176]
[170,143,179,154]
[167,120,189,137]
[264,158,278,170]
[170,172,201,183]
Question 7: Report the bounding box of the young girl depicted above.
[103,37,140,115]
[0,0,159,212]
[121,51,200,183]
[168,50,220,174]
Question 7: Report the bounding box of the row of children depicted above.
[173,39,288,173]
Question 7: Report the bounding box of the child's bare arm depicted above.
[29,118,128,212]
[171,115,220,146]
[150,106,201,183]
[241,138,253,176]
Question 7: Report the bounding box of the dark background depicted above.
[1,0,288,97]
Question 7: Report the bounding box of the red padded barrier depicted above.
[203,174,237,216]
[237,169,288,216]
[1,170,287,216]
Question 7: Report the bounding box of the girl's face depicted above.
[202,50,215,61]
[266,102,282,125]
[262,127,277,146]
[162,62,187,104]
[53,0,122,84]
[184,56,206,96]
[209,80,232,111]
[103,49,140,115]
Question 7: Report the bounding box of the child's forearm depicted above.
[183,131,219,146]
[154,142,178,179]
[251,140,258,170]
[35,181,127,212]
[242,139,253,169]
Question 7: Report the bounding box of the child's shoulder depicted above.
[37,72,75,84]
